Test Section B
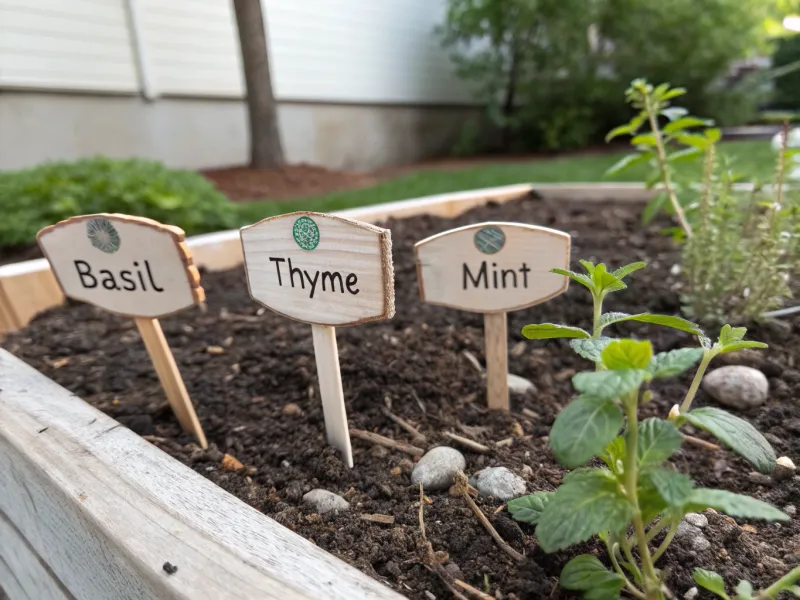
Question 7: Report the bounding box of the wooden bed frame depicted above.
[0,183,652,600]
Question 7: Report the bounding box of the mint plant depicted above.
[693,566,800,600]
[510,260,789,599]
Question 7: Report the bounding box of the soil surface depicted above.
[4,194,799,600]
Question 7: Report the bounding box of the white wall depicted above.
[0,0,471,104]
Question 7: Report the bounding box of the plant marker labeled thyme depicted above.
[36,214,208,447]
[415,222,570,411]
[240,211,395,468]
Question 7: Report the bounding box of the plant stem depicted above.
[606,537,646,599]
[593,294,604,338]
[679,351,713,413]
[651,518,678,563]
[757,566,800,599]
[644,95,693,239]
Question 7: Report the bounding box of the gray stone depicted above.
[473,467,527,501]
[302,489,350,514]
[702,366,769,410]
[684,513,709,529]
[507,373,535,395]
[785,504,797,516]
[411,447,466,491]
[691,535,711,551]
[675,521,702,540]
[684,587,699,600]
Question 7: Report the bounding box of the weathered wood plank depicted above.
[0,350,404,600]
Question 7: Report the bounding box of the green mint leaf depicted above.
[522,323,591,340]
[718,324,748,346]
[611,262,647,279]
[693,568,730,599]
[536,469,635,553]
[550,267,595,292]
[572,369,645,400]
[605,153,649,176]
[601,339,653,370]
[663,117,713,134]
[705,128,722,143]
[660,88,687,101]
[600,437,626,475]
[597,312,702,335]
[735,580,754,599]
[668,147,703,163]
[637,418,684,468]
[570,337,613,362]
[579,260,597,276]
[560,555,625,596]
[684,408,776,474]
[684,488,788,521]
[550,396,623,469]
[717,341,768,355]
[645,467,694,506]
[508,491,553,525]
[647,347,704,378]
[631,133,657,147]
[605,123,640,143]
[675,132,711,150]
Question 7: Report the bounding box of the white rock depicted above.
[691,535,711,551]
[675,521,702,540]
[507,374,535,395]
[411,447,466,491]
[302,489,350,514]
[784,504,796,516]
[684,587,699,599]
[473,467,527,501]
[774,456,797,481]
[684,513,709,529]
[702,366,769,409]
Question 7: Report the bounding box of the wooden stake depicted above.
[135,317,207,449]
[484,311,509,411]
[311,324,353,468]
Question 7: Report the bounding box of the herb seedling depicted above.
[509,260,794,599]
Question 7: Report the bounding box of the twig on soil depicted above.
[424,566,469,600]
[382,407,427,442]
[350,428,425,456]
[494,437,514,448]
[683,434,721,451]
[454,579,494,600]
[418,483,427,541]
[443,432,490,454]
[452,471,525,563]
[521,408,540,420]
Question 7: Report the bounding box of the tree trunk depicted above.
[232,0,284,168]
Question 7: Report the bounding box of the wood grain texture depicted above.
[311,324,354,468]
[135,318,207,449]
[241,211,394,327]
[0,349,403,600]
[484,312,509,411]
[414,222,571,314]
[37,214,204,319]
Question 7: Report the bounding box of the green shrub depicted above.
[0,157,236,248]
[772,34,800,109]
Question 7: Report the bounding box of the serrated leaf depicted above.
[645,467,694,506]
[570,337,613,362]
[601,436,626,474]
[536,469,635,552]
[668,147,703,163]
[597,312,702,335]
[719,324,747,345]
[647,347,704,378]
[684,488,788,521]
[560,555,625,596]
[522,323,590,340]
[642,192,668,224]
[551,267,595,291]
[611,262,647,279]
[572,369,645,400]
[717,341,768,354]
[664,117,714,134]
[693,568,730,599]
[605,153,649,176]
[508,491,553,525]
[601,339,653,370]
[550,396,623,468]
[684,408,776,474]
[735,580,753,599]
[638,418,684,468]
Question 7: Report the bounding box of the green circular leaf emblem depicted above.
[86,218,121,254]
[474,225,505,255]
[292,216,320,251]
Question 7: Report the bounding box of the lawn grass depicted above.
[233,140,777,224]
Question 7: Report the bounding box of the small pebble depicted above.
[424,592,436,600]
[221,453,244,471]
[675,521,702,540]
[521,464,534,477]
[206,345,225,355]
[692,535,711,551]
[748,471,774,487]
[702,366,769,409]
[411,447,466,491]
[472,467,526,501]
[302,489,350,514]
[163,562,178,575]
[684,587,698,600]
[684,513,708,529]
[507,374,535,395]
[282,403,302,416]
[784,504,796,516]
[774,456,796,482]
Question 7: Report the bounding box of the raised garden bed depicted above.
[1,185,798,600]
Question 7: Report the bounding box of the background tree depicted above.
[232,0,284,168]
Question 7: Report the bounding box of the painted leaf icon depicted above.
[86,218,121,254]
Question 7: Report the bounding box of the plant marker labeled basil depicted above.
[415,221,570,411]
[240,211,395,468]
[37,214,207,448]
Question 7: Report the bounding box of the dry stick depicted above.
[452,471,524,563]
[495,437,514,448]
[683,434,721,452]
[382,407,427,442]
[350,428,425,456]
[454,579,495,600]
[425,566,469,600]
[443,432,490,454]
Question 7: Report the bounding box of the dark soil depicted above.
[4,194,799,600]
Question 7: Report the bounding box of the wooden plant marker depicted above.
[240,211,394,468]
[36,214,208,448]
[415,222,570,411]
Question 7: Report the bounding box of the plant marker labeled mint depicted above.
[415,222,570,411]
[37,213,208,448]
[240,211,395,468]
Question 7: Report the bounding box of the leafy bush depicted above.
[0,157,236,248]
[607,80,800,322]
[512,261,799,600]
[772,34,800,110]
